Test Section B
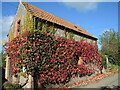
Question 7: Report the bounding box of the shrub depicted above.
[3,81,22,89]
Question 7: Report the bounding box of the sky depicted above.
[0,1,118,52]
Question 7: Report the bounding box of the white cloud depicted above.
[63,2,98,12]
[2,15,14,38]
[0,15,14,45]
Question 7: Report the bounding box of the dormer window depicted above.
[74,26,81,31]
[74,26,77,29]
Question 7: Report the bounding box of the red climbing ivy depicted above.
[6,30,102,87]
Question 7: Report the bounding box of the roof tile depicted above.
[22,2,96,39]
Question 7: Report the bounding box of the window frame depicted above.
[14,17,22,38]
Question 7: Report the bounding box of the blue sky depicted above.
[1,2,118,51]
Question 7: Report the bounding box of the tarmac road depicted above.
[74,73,120,88]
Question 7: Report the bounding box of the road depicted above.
[74,73,120,88]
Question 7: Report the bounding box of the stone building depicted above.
[5,2,98,88]
[8,2,97,43]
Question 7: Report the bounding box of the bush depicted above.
[100,53,107,69]
[109,64,120,72]
[3,81,22,89]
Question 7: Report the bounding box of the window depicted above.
[74,26,81,31]
[14,17,22,38]
[17,20,21,35]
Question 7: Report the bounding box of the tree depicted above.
[0,41,7,68]
[0,50,6,68]
[99,29,119,65]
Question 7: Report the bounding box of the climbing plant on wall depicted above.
[41,21,49,33]
[6,30,102,87]
[33,16,41,31]
[40,21,56,35]
[64,29,69,38]
[68,32,74,39]
[47,24,55,35]
[32,16,56,35]
[8,30,14,41]
[24,12,34,31]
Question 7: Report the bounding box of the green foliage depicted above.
[3,81,22,89]
[24,12,34,31]
[9,31,14,41]
[0,51,6,67]
[64,29,68,38]
[3,81,13,89]
[49,25,56,35]
[38,21,56,35]
[99,29,119,65]
[33,17,41,30]
[20,72,27,78]
[68,32,73,39]
[25,14,56,36]
[100,52,107,69]
[41,22,49,33]
[40,22,55,35]
[108,64,120,72]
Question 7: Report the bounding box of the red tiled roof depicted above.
[22,2,97,39]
